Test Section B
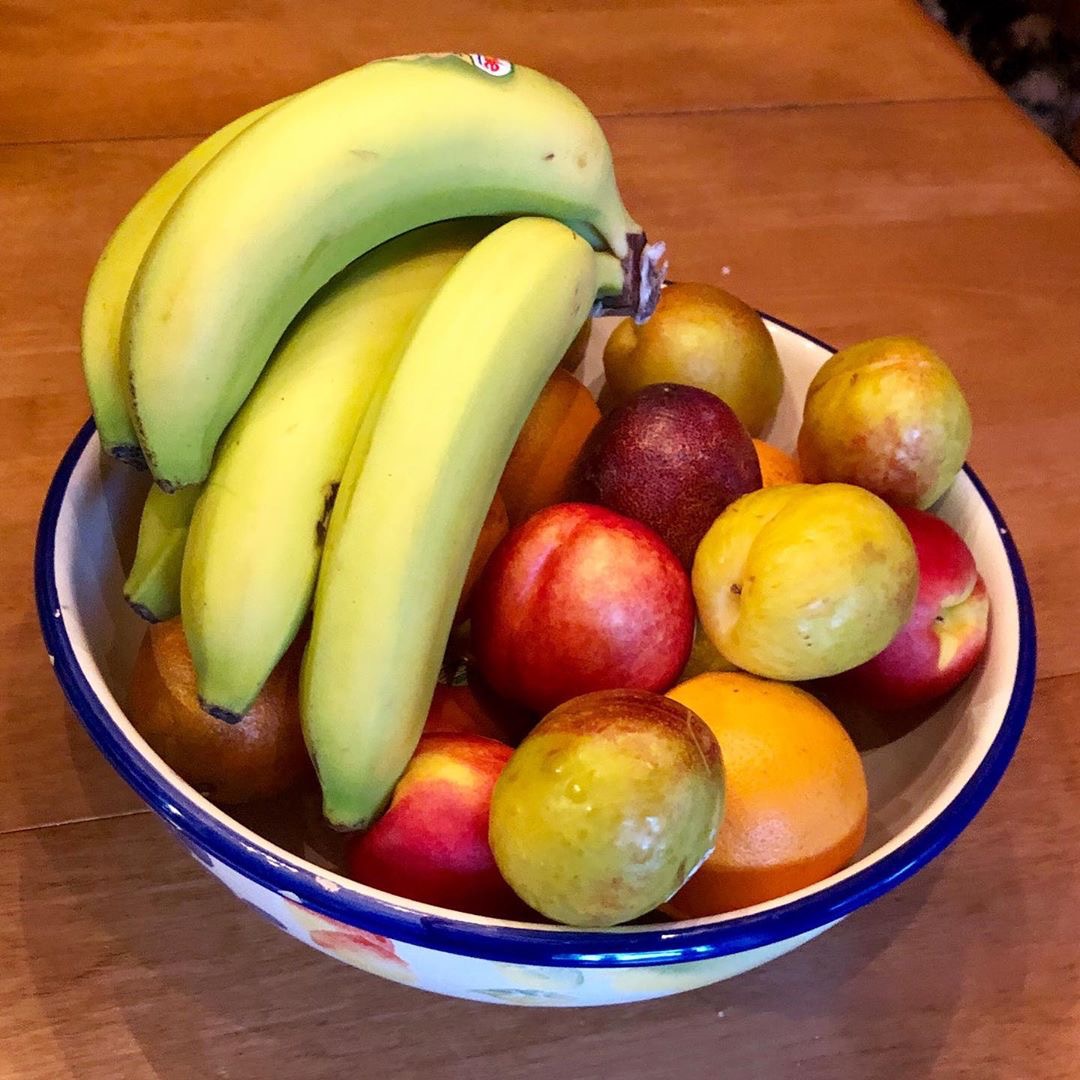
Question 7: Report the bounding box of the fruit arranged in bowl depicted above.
[39,308,1033,1005]
[37,54,1033,1006]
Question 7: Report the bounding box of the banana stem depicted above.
[591,232,668,323]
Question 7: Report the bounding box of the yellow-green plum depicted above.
[692,484,919,681]
[602,282,783,436]
[797,336,972,508]
[488,689,724,927]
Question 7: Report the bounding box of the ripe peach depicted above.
[346,734,524,918]
[471,503,694,713]
[836,506,990,710]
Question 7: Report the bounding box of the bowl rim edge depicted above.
[34,316,1037,969]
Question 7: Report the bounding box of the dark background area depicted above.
[921,0,1080,159]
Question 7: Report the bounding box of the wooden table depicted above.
[3,2,1078,1075]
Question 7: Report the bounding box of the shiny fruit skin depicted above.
[797,335,972,508]
[692,483,919,681]
[665,673,867,915]
[471,503,694,714]
[128,619,310,804]
[346,734,524,919]
[488,689,724,926]
[837,506,990,710]
[602,281,783,436]
[499,368,600,526]
[573,382,762,567]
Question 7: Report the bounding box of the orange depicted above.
[456,490,509,619]
[128,619,312,805]
[664,672,867,916]
[753,439,803,487]
[499,367,600,525]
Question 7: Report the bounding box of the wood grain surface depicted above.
[2,0,1078,1076]
[2,0,989,143]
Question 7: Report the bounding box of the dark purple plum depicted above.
[572,382,762,567]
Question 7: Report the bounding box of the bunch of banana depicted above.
[89,53,664,831]
[121,53,656,490]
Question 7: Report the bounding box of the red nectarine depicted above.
[838,506,989,710]
[345,734,524,918]
[470,503,694,714]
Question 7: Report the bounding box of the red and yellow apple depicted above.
[797,336,972,508]
[470,503,694,713]
[836,506,990,710]
[345,733,524,918]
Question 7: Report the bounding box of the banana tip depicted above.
[197,696,245,725]
[106,443,149,471]
[125,598,162,623]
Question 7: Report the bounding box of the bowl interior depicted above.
[46,315,1026,938]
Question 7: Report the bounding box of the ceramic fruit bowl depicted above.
[35,316,1035,1007]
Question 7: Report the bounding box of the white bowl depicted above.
[36,315,1035,1007]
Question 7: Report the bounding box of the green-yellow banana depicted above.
[81,100,280,463]
[125,53,646,490]
[124,483,202,622]
[181,221,488,721]
[301,217,625,829]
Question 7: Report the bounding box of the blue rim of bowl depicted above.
[35,319,1036,969]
